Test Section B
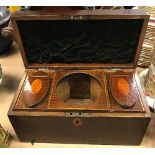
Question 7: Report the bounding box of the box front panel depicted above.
[9,115,150,145]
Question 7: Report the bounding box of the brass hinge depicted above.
[38,67,50,72]
[109,68,134,72]
[25,67,50,73]
[110,68,122,71]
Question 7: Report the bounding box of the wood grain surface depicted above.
[22,71,50,107]
[108,70,145,112]
[13,70,146,113]
[49,70,108,111]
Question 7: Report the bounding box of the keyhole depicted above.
[72,118,82,127]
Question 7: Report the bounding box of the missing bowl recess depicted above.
[56,73,102,105]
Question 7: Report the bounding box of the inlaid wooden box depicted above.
[8,9,151,145]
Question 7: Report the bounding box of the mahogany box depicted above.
[8,9,151,145]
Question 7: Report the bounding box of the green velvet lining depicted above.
[17,19,144,64]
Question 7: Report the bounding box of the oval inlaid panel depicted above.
[109,75,136,109]
[22,71,50,107]
[117,78,130,95]
[31,79,42,95]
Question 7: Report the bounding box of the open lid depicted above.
[11,9,149,69]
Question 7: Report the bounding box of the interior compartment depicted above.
[56,73,102,105]
[107,71,145,112]
[14,71,54,110]
[17,19,144,64]
[14,70,145,112]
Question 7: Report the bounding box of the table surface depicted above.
[0,42,155,148]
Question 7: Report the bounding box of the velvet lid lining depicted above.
[17,19,144,64]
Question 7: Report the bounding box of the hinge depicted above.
[107,68,135,73]
[110,68,122,71]
[110,68,122,72]
[26,67,51,73]
[38,67,50,72]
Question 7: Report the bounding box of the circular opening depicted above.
[56,73,102,104]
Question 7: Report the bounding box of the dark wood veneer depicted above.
[22,71,50,107]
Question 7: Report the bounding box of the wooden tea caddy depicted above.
[8,9,151,145]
